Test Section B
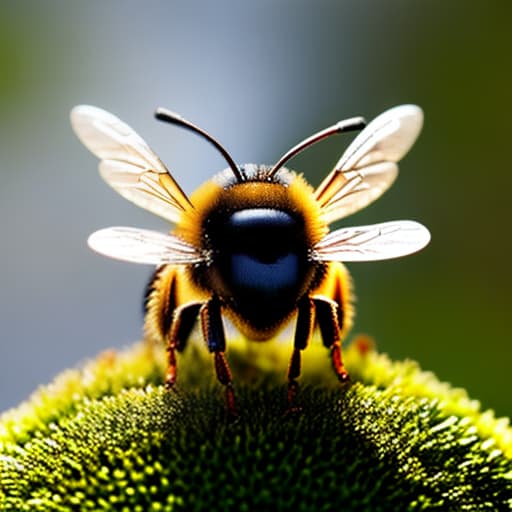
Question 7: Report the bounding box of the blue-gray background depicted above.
[1,2,511,415]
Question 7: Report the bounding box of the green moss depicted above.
[1,337,511,511]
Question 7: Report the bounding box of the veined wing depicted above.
[314,105,423,224]
[88,227,203,265]
[313,220,430,262]
[71,105,192,224]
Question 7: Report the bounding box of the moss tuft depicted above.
[1,337,511,511]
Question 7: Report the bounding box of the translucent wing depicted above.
[71,105,192,224]
[313,220,430,262]
[314,105,423,224]
[88,227,203,265]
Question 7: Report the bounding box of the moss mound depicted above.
[1,339,511,511]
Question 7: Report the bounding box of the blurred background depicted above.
[1,1,510,415]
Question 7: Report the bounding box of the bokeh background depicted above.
[1,1,510,416]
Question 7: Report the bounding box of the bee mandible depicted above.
[71,104,430,413]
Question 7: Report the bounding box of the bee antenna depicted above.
[268,116,367,178]
[155,107,244,183]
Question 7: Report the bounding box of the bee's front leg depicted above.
[200,295,238,418]
[287,297,315,411]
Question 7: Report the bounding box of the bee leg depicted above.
[200,296,238,418]
[287,297,315,411]
[165,302,203,389]
[287,348,301,408]
[313,297,349,382]
[165,341,178,390]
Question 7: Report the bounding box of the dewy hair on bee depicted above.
[70,104,430,415]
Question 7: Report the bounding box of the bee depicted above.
[70,104,430,413]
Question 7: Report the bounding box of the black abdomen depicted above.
[201,207,318,330]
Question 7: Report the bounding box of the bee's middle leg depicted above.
[313,297,349,383]
[165,302,202,389]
